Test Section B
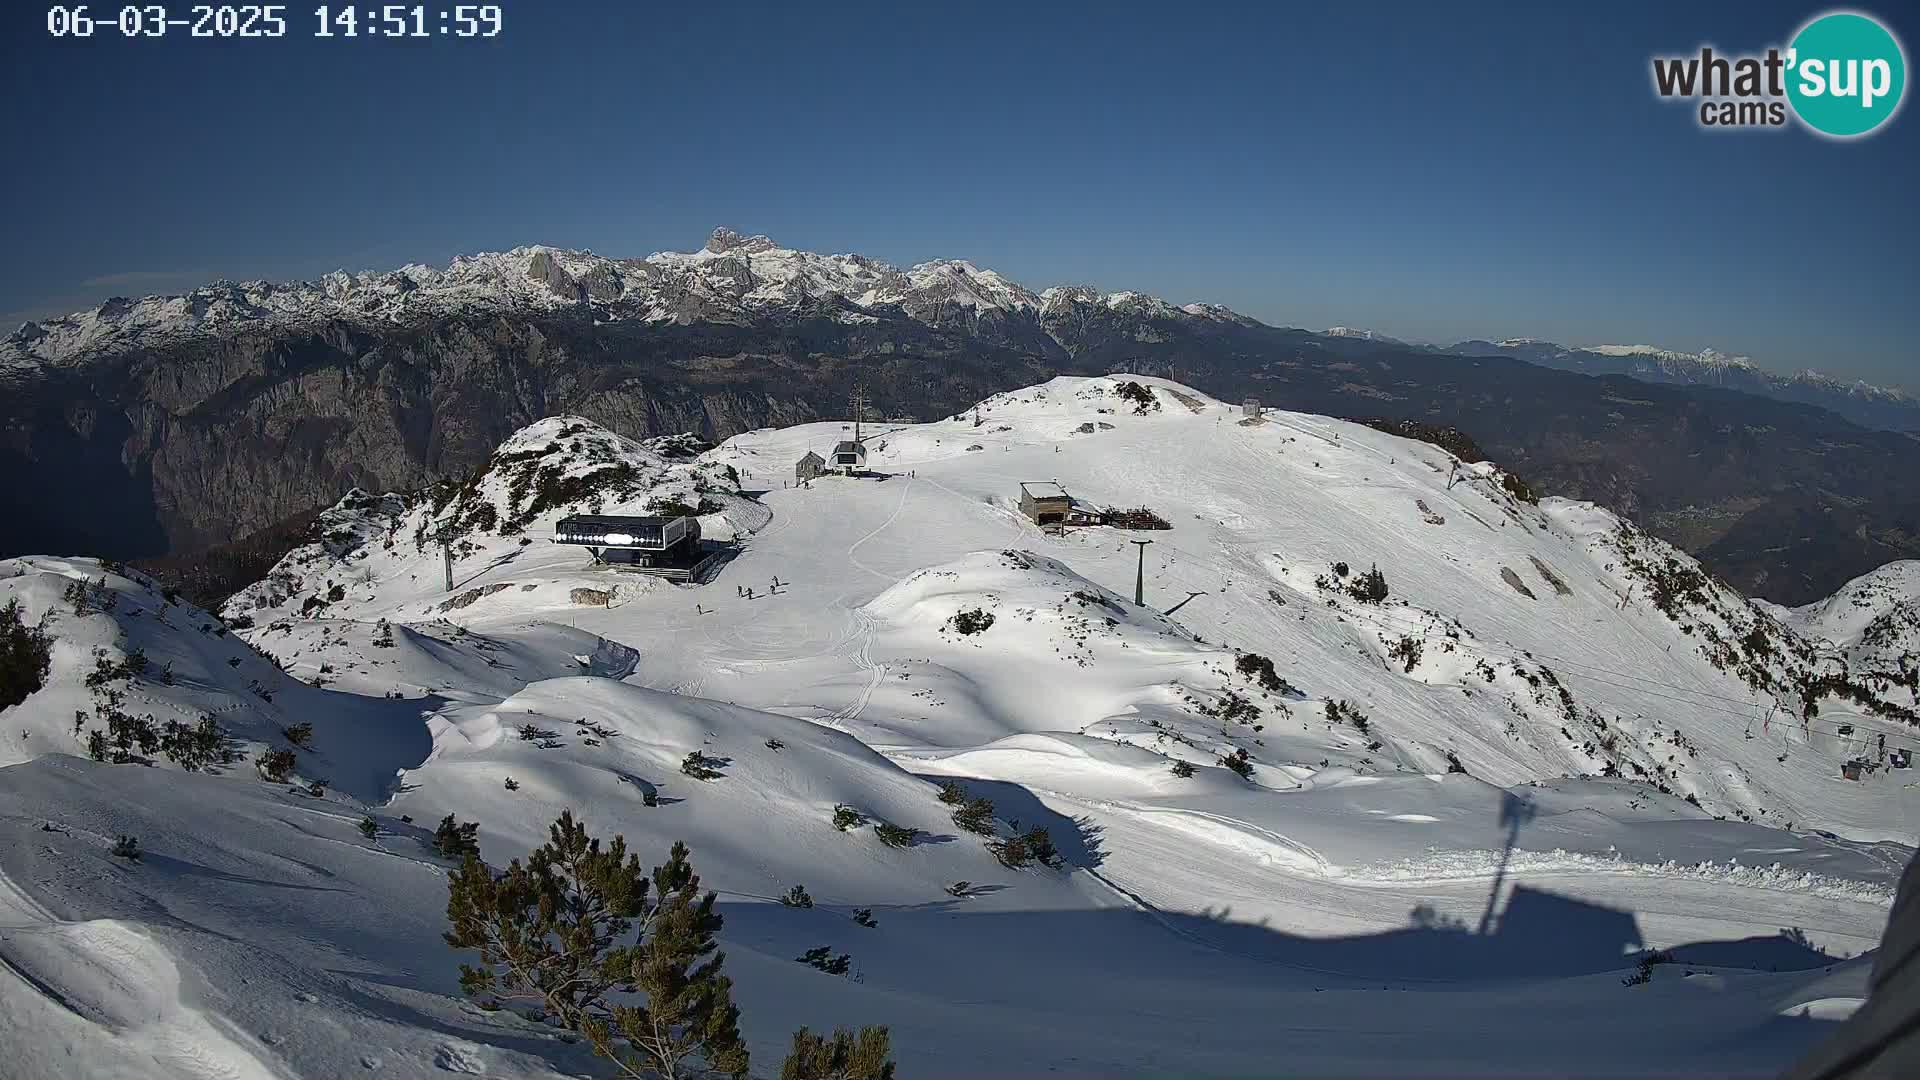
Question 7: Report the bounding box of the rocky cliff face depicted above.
[0,306,1062,556]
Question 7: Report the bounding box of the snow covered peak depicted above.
[1,232,1261,368]
[703,226,779,255]
[222,415,756,625]
[1772,560,1920,653]
[1324,326,1406,344]
[1585,344,1758,371]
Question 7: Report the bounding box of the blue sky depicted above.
[5,1,1915,387]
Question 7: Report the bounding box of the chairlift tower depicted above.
[848,385,871,443]
[426,526,455,592]
[1130,538,1154,607]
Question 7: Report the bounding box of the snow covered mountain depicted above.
[1767,562,1920,679]
[1447,338,1920,432]
[1323,325,1408,344]
[1,228,1252,373]
[4,373,1908,1077]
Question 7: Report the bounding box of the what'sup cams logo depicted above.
[1652,10,1906,137]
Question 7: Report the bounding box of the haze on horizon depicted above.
[4,0,1915,389]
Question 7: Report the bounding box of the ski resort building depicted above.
[1018,481,1105,527]
[795,450,826,483]
[831,440,867,473]
[552,514,721,581]
[1243,398,1262,418]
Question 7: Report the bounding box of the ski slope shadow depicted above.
[892,775,1835,982]
[712,899,1846,1075]
[1154,884,1839,982]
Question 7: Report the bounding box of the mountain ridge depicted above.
[9,229,1907,421]
[1445,338,1917,431]
[7,229,1920,609]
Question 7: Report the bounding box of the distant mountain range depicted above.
[5,227,1919,605]
[1442,339,1918,434]
[1309,330,1916,433]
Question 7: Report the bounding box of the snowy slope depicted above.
[222,416,763,628]
[2,374,1916,1078]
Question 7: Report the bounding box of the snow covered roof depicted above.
[832,441,865,456]
[1021,481,1069,500]
[797,450,823,463]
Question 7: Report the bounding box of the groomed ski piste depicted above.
[3,375,1915,1078]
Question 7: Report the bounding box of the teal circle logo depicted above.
[1787,11,1907,137]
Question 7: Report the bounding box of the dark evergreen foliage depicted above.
[951,796,996,836]
[433,814,481,860]
[780,1026,896,1080]
[1347,564,1389,603]
[795,947,850,976]
[947,608,995,635]
[0,600,54,710]
[872,822,919,848]
[443,811,751,1079]
[257,748,297,782]
[1233,652,1294,694]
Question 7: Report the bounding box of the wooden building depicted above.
[1019,481,1105,526]
[795,450,825,483]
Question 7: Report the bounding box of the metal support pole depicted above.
[1131,538,1153,607]
[442,543,454,593]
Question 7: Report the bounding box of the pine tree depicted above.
[795,946,850,976]
[358,816,379,839]
[433,814,480,860]
[1170,759,1194,778]
[444,811,751,1079]
[935,779,967,806]
[257,748,297,782]
[780,1026,896,1080]
[0,599,53,710]
[951,796,995,836]
[872,822,918,848]
[1021,826,1061,868]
